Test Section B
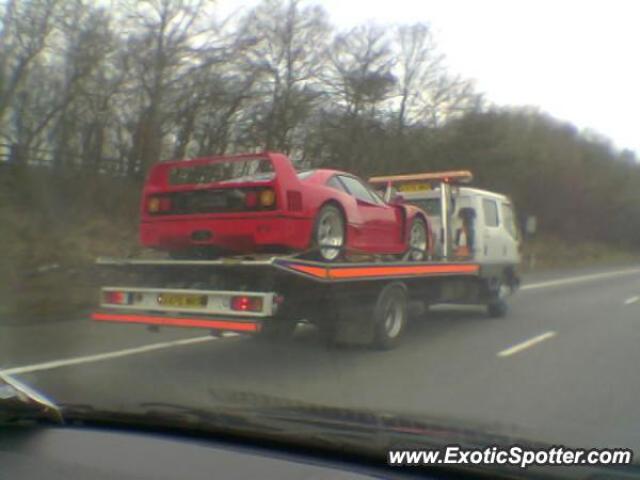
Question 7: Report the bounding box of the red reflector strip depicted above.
[231,296,263,312]
[91,312,260,332]
[103,291,132,305]
[287,263,479,280]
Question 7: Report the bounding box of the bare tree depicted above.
[120,0,215,175]
[395,23,441,130]
[327,24,396,119]
[47,2,122,171]
[0,0,482,175]
[0,0,60,152]
[322,24,396,170]
[394,23,482,130]
[237,0,330,152]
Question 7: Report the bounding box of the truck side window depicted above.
[482,198,499,227]
[501,203,518,238]
[410,198,441,216]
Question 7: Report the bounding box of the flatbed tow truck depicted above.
[91,171,520,349]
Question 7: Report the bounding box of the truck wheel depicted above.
[486,280,509,318]
[256,319,297,342]
[405,217,428,261]
[372,282,408,349]
[312,204,346,262]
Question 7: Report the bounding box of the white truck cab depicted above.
[369,170,521,268]
[369,171,521,316]
[400,186,521,265]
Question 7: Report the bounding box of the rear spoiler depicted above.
[145,152,298,190]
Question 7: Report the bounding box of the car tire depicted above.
[311,204,346,262]
[372,282,408,350]
[405,217,428,261]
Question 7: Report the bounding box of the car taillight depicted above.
[147,197,160,213]
[103,291,132,305]
[147,196,171,213]
[245,190,258,208]
[287,190,302,211]
[259,188,276,208]
[231,295,263,312]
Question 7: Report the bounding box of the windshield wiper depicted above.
[52,401,567,479]
[47,396,640,479]
[0,373,63,425]
[58,393,527,452]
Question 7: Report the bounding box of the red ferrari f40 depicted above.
[140,152,431,261]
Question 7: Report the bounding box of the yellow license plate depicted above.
[398,182,431,192]
[157,293,207,308]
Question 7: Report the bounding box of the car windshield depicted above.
[3,0,640,477]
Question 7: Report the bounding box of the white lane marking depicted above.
[624,296,639,305]
[522,268,640,291]
[497,331,556,358]
[0,336,215,375]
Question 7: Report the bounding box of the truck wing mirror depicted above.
[525,216,537,236]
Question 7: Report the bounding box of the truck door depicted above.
[480,197,501,262]
[451,196,474,258]
[499,201,521,263]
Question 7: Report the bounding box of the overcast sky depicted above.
[220,0,640,154]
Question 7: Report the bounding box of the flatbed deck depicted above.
[95,256,482,282]
[90,254,511,349]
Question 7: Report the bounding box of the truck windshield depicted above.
[407,198,441,216]
[169,158,274,185]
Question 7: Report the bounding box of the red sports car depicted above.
[140,152,431,261]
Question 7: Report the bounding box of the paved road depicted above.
[2,264,640,452]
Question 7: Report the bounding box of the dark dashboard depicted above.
[0,426,398,480]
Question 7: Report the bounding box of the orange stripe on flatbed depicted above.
[287,264,329,278]
[287,263,479,280]
[328,264,479,279]
[91,312,260,332]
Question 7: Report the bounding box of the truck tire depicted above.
[372,282,408,349]
[486,279,509,318]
